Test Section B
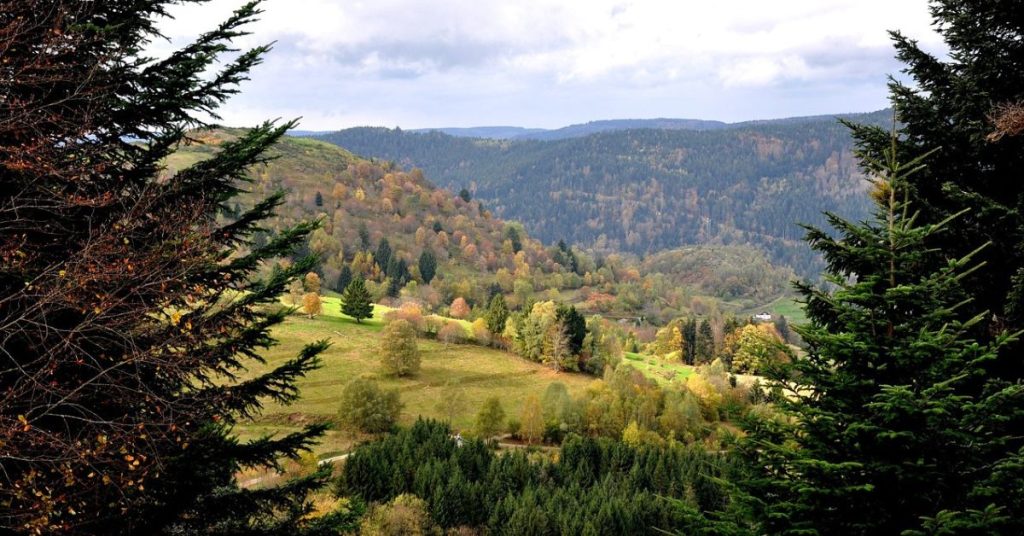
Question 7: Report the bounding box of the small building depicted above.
[752,312,773,322]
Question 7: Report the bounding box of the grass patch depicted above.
[237,302,594,456]
[620,352,695,386]
[744,295,807,326]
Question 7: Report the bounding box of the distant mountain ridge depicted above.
[292,109,892,141]
[312,109,893,278]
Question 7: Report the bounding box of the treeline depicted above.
[646,313,794,374]
[316,111,893,278]
[336,419,733,534]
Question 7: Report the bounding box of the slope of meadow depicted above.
[236,298,594,458]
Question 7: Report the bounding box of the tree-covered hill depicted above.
[316,109,893,277]
[164,130,564,306]
[164,130,799,323]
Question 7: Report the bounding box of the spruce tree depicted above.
[419,249,437,284]
[485,294,510,335]
[731,141,1022,534]
[357,222,371,250]
[681,318,697,365]
[375,238,392,272]
[696,319,715,364]
[0,1,334,533]
[845,3,1024,527]
[341,277,374,323]
[847,2,1024,342]
[555,304,587,356]
[336,264,353,291]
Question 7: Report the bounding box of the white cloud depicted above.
[153,0,945,129]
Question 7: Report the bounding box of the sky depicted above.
[152,0,947,130]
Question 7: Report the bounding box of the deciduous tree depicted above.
[339,378,402,433]
[303,292,323,318]
[519,395,544,444]
[380,319,421,377]
[449,297,470,319]
[475,397,506,439]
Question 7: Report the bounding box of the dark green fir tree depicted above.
[342,277,374,323]
[0,1,345,533]
[729,141,1022,535]
[555,304,587,356]
[696,319,715,364]
[843,2,1024,529]
[375,238,392,272]
[336,264,353,291]
[419,249,437,284]
[485,294,510,335]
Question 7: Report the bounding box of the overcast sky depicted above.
[153,0,946,130]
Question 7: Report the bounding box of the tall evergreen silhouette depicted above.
[0,1,336,533]
[730,140,1020,534]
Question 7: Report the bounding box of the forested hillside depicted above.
[164,130,796,323]
[317,109,892,277]
[164,130,572,308]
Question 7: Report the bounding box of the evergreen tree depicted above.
[358,222,371,250]
[385,276,402,298]
[505,225,523,253]
[314,190,323,207]
[848,1,1024,336]
[485,294,510,335]
[458,187,472,202]
[337,264,353,291]
[732,143,1021,534]
[555,304,587,356]
[681,318,697,365]
[696,319,715,364]
[419,250,437,284]
[342,277,374,323]
[375,238,392,272]
[0,1,334,533]
[772,315,790,345]
[845,4,1024,528]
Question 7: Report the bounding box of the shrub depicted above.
[505,418,521,439]
[339,378,402,433]
[438,322,467,345]
[470,318,491,346]
[384,301,426,331]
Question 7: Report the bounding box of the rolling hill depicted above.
[314,109,892,277]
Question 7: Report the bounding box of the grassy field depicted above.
[235,296,595,458]
[744,295,808,326]
[621,351,695,386]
